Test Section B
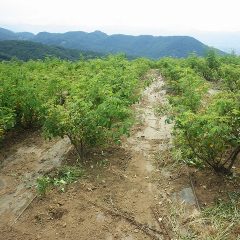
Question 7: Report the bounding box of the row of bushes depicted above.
[0,55,151,157]
[156,52,240,174]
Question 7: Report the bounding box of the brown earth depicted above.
[0,71,239,240]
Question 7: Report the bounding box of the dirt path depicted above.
[0,71,199,240]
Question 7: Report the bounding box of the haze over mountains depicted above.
[192,31,240,54]
[0,27,224,60]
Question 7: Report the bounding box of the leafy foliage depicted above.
[157,53,240,174]
[0,107,15,139]
[36,166,84,195]
[0,55,150,157]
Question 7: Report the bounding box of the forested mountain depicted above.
[0,27,223,59]
[0,27,17,40]
[0,40,103,61]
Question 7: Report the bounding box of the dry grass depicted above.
[154,143,240,239]
[157,190,240,239]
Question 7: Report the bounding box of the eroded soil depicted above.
[0,132,71,224]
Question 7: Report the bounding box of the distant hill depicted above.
[0,40,102,61]
[0,27,224,59]
[32,31,216,58]
[16,32,35,40]
[0,27,17,40]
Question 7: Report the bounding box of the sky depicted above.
[1,0,240,35]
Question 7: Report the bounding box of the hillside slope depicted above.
[0,27,17,40]
[0,40,102,61]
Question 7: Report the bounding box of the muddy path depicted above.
[0,71,199,240]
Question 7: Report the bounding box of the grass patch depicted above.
[162,193,240,239]
[202,192,240,239]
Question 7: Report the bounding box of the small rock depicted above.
[190,209,200,219]
[58,202,64,206]
[62,222,67,228]
[40,158,47,163]
[134,229,139,233]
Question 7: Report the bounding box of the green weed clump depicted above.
[36,166,84,196]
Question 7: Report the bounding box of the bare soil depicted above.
[0,71,239,240]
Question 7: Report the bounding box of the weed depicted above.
[158,190,240,239]
[36,176,52,196]
[153,86,162,93]
[57,166,84,183]
[36,165,84,195]
[154,102,170,117]
[202,192,240,239]
[96,158,109,168]
[171,147,204,169]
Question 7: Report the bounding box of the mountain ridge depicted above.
[0,27,224,59]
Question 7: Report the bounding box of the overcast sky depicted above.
[0,0,240,35]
